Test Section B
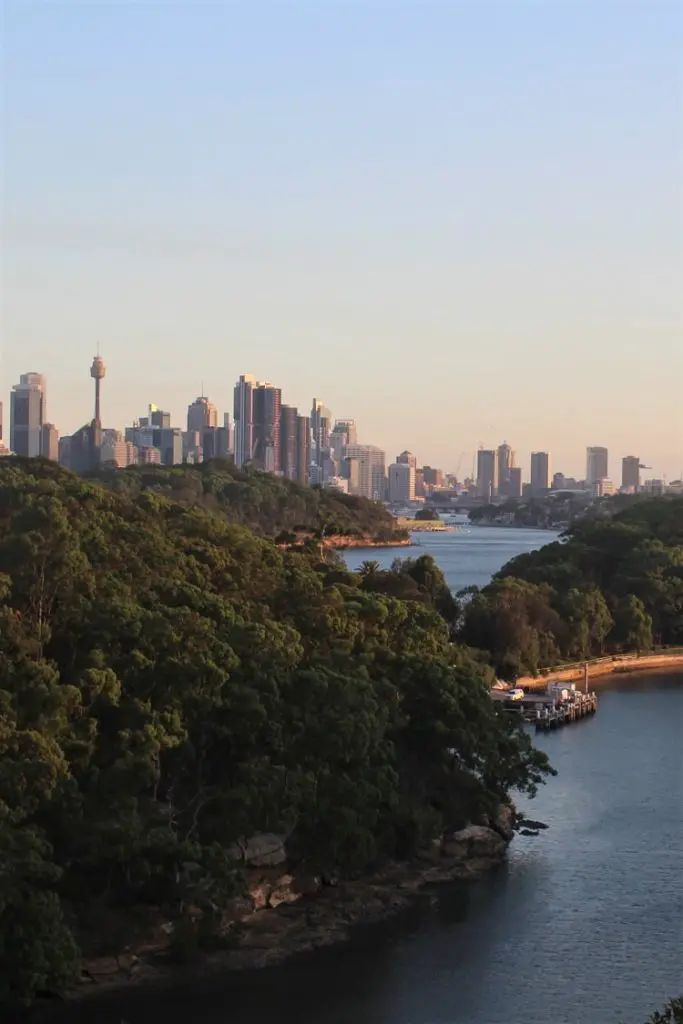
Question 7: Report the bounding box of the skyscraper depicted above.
[344,444,386,500]
[476,449,498,500]
[41,423,59,461]
[296,414,311,485]
[530,451,551,493]
[396,450,417,468]
[622,456,641,492]
[311,399,332,467]
[586,447,609,485]
[497,443,515,496]
[508,466,523,498]
[330,419,357,462]
[187,395,218,434]
[10,373,46,457]
[233,374,255,467]
[388,462,416,503]
[280,405,299,480]
[253,382,282,473]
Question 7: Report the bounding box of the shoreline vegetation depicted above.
[0,459,549,1013]
[1,458,681,1014]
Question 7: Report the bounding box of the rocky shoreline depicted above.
[66,814,515,1005]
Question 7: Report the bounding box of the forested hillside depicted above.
[0,459,549,1009]
[460,498,683,678]
[91,458,405,542]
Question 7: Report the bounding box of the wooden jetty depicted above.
[534,691,598,732]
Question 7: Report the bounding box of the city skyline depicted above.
[4,4,681,481]
[2,360,678,496]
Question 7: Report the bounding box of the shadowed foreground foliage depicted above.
[0,459,550,1009]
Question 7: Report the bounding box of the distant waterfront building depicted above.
[344,444,386,501]
[508,466,523,498]
[139,446,162,465]
[586,446,609,485]
[592,478,615,497]
[233,374,256,467]
[497,443,515,496]
[530,451,551,493]
[476,449,498,500]
[10,372,46,457]
[253,382,282,473]
[187,395,218,434]
[621,456,641,492]
[41,423,59,461]
[325,476,349,494]
[388,461,416,503]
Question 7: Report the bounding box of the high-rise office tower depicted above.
[586,447,609,485]
[252,382,282,473]
[187,395,218,434]
[10,373,46,457]
[233,374,255,467]
[497,443,515,496]
[280,405,299,480]
[330,419,357,462]
[41,423,59,461]
[508,466,523,498]
[476,449,498,500]
[530,451,551,493]
[344,444,386,501]
[396,450,417,469]
[296,414,310,485]
[422,466,443,488]
[622,456,641,492]
[311,399,332,466]
[388,461,416,503]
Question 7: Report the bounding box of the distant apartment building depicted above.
[40,423,59,461]
[621,456,641,492]
[325,476,349,494]
[530,451,551,493]
[586,446,609,485]
[388,461,416,503]
[233,374,256,467]
[508,466,523,498]
[253,382,282,473]
[10,373,46,457]
[592,478,615,497]
[476,449,498,500]
[344,444,386,501]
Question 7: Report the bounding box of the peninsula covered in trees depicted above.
[0,458,547,1010]
[461,497,683,679]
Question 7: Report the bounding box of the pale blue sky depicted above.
[3,1,682,480]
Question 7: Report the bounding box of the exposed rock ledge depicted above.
[74,815,514,1000]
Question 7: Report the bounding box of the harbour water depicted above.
[44,529,683,1024]
[343,525,561,591]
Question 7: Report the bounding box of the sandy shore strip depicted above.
[517,652,683,691]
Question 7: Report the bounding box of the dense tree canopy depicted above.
[0,459,549,1008]
[91,459,406,542]
[460,498,683,677]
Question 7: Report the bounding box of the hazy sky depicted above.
[3,1,682,480]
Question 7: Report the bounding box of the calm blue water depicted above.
[44,529,683,1024]
[343,526,560,592]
